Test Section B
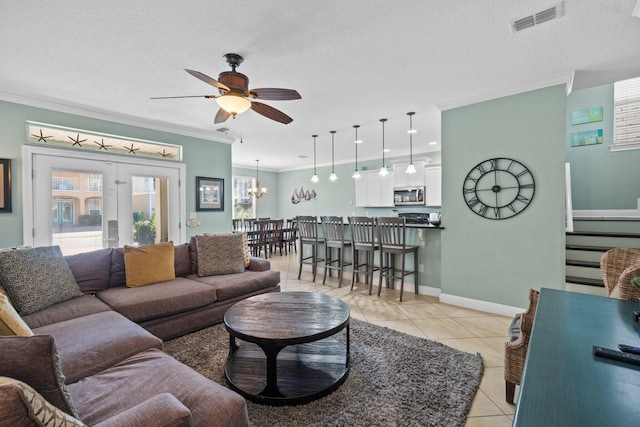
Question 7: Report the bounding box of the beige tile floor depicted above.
[268,252,517,427]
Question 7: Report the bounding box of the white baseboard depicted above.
[439,293,523,317]
[417,285,441,297]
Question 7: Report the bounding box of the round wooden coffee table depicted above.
[224,292,350,405]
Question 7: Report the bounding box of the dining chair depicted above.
[600,248,640,300]
[268,219,284,256]
[376,217,419,301]
[283,218,298,255]
[232,218,243,231]
[321,216,352,287]
[504,288,540,404]
[250,219,271,258]
[296,216,324,282]
[348,216,379,294]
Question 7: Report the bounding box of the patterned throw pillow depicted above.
[205,232,250,268]
[0,246,83,316]
[0,293,33,336]
[0,376,87,427]
[195,234,245,277]
[123,242,176,287]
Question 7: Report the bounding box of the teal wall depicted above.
[441,85,567,308]
[0,100,232,248]
[566,84,640,210]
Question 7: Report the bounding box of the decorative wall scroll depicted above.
[291,186,317,204]
[571,129,603,147]
[571,107,603,125]
[26,121,182,161]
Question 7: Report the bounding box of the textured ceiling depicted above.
[1,0,640,171]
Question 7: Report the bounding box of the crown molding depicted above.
[0,90,234,144]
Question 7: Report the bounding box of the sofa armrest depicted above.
[92,393,192,427]
[247,256,271,271]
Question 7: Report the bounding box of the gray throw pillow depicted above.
[0,246,83,315]
[195,234,245,277]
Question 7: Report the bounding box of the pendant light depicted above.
[379,118,388,176]
[406,112,417,174]
[329,130,338,181]
[310,135,319,183]
[248,160,267,198]
[352,125,361,179]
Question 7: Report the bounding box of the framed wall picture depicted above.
[0,159,11,213]
[196,176,224,211]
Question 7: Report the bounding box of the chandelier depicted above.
[248,160,267,198]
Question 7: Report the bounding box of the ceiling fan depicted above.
[152,53,301,124]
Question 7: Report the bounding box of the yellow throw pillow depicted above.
[0,293,33,336]
[0,376,87,427]
[124,242,176,287]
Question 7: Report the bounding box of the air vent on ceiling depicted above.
[216,127,230,133]
[511,2,564,33]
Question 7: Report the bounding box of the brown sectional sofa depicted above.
[0,239,281,426]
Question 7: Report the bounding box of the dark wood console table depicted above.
[224,292,350,405]
[514,288,640,426]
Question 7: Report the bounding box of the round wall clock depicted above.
[462,157,535,220]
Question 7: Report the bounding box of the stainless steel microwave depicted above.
[393,187,425,206]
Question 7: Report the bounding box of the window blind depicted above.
[614,77,640,146]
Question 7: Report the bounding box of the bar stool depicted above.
[376,217,419,301]
[321,216,352,287]
[297,216,324,282]
[348,216,379,294]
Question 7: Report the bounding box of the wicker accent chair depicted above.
[600,248,640,301]
[504,288,540,404]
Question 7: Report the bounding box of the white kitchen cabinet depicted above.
[393,160,427,188]
[355,170,395,207]
[425,164,442,206]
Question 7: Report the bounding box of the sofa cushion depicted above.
[65,248,113,293]
[0,246,83,315]
[124,242,176,287]
[0,376,87,427]
[68,348,248,427]
[96,277,218,323]
[0,334,78,417]
[33,311,163,385]
[0,293,33,336]
[195,234,245,277]
[22,294,112,330]
[188,269,281,302]
[110,248,127,288]
[174,243,191,277]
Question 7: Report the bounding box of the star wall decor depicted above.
[94,138,112,151]
[30,129,53,142]
[26,121,182,161]
[125,143,139,154]
[68,134,87,147]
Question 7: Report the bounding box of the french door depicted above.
[23,146,185,255]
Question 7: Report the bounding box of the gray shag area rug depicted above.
[164,318,483,427]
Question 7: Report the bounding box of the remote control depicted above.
[618,344,640,355]
[593,346,640,367]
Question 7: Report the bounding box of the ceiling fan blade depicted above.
[214,108,231,124]
[249,88,301,101]
[150,95,218,99]
[251,102,293,124]
[184,69,230,92]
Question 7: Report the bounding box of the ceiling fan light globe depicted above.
[406,163,417,174]
[216,95,251,115]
